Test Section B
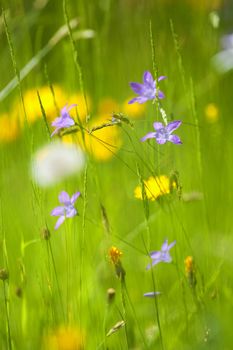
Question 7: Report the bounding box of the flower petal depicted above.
[161,239,169,252]
[168,240,176,250]
[51,116,62,127]
[158,76,166,82]
[67,103,77,112]
[141,132,156,142]
[144,291,161,297]
[158,90,165,99]
[70,191,81,204]
[62,116,75,127]
[155,136,167,144]
[51,206,65,216]
[130,82,145,95]
[166,120,182,133]
[168,134,182,144]
[162,254,172,263]
[55,215,65,230]
[153,122,164,130]
[66,207,77,218]
[59,191,70,204]
[146,258,160,270]
[143,71,154,85]
[128,96,148,104]
[149,251,161,259]
[51,128,59,137]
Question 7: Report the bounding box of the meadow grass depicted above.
[0,0,232,349]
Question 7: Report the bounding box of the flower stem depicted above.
[3,281,12,350]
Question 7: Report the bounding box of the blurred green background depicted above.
[0,0,233,349]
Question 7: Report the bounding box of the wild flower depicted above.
[143,292,161,297]
[128,71,166,104]
[82,115,122,161]
[146,239,176,270]
[67,92,91,121]
[44,325,85,350]
[109,246,123,265]
[109,246,125,280]
[51,104,76,136]
[204,103,219,123]
[51,191,81,230]
[185,256,196,288]
[0,113,19,143]
[12,85,66,127]
[31,141,85,187]
[141,120,182,144]
[134,175,177,201]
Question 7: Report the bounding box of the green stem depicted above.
[3,281,12,350]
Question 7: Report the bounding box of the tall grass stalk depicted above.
[63,0,90,120]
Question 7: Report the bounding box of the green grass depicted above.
[0,0,233,349]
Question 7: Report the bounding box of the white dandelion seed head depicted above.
[31,141,85,187]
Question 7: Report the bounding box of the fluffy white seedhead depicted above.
[31,141,85,187]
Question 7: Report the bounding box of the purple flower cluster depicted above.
[51,104,76,137]
[129,71,182,145]
[51,191,81,229]
[141,121,182,145]
[129,71,166,104]
[144,239,176,298]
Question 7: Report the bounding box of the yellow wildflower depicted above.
[13,85,66,127]
[98,98,119,115]
[121,97,145,119]
[109,246,125,280]
[204,103,219,123]
[134,175,176,201]
[85,117,122,161]
[67,92,91,122]
[109,246,122,265]
[43,326,85,350]
[184,256,196,288]
[0,113,20,143]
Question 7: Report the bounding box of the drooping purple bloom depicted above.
[146,239,176,270]
[51,104,76,137]
[128,71,166,104]
[141,120,182,145]
[51,190,81,229]
[144,292,161,298]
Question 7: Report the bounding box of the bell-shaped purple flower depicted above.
[143,292,161,298]
[51,190,81,229]
[146,239,176,270]
[128,71,166,104]
[141,120,182,145]
[51,104,76,137]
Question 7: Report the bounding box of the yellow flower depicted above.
[85,117,122,161]
[62,115,122,162]
[184,256,194,275]
[121,97,145,119]
[134,175,176,201]
[13,85,66,127]
[0,113,20,143]
[43,326,85,350]
[204,103,219,123]
[184,256,196,288]
[98,98,119,115]
[109,246,122,265]
[67,93,91,122]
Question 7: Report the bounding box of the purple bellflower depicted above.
[51,104,76,137]
[51,190,81,229]
[144,292,161,298]
[128,71,166,104]
[141,120,182,145]
[146,239,176,270]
